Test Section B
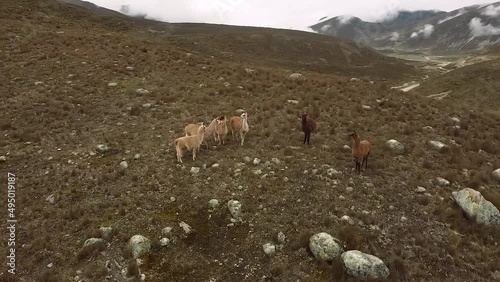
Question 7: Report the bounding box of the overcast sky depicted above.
[87,0,496,30]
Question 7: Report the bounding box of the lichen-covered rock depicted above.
[386,139,405,155]
[452,188,500,226]
[128,235,151,259]
[308,232,344,261]
[341,250,390,280]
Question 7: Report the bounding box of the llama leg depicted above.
[193,148,197,161]
[307,132,311,145]
[303,133,306,144]
[177,148,183,163]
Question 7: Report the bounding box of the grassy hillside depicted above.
[0,1,499,282]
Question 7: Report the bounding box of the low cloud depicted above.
[469,17,500,37]
[389,32,399,41]
[338,15,354,25]
[320,24,332,32]
[410,24,434,39]
[481,4,500,17]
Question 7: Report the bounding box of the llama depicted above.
[349,130,371,174]
[174,124,206,163]
[214,115,228,145]
[301,112,316,145]
[230,112,249,146]
[185,117,218,149]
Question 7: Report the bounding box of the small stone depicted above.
[160,238,170,247]
[212,163,220,168]
[227,200,243,221]
[190,167,200,174]
[0,156,6,162]
[96,144,109,153]
[46,194,55,204]
[339,195,346,200]
[47,263,53,268]
[243,156,252,163]
[416,187,427,193]
[179,221,193,234]
[83,238,105,249]
[253,158,261,165]
[341,215,355,225]
[362,105,372,110]
[271,158,281,164]
[401,216,408,222]
[142,103,152,108]
[450,117,460,124]
[119,161,128,169]
[170,197,176,202]
[346,187,354,193]
[277,232,286,244]
[263,243,276,256]
[386,139,405,155]
[343,145,351,151]
[341,250,390,280]
[134,154,141,160]
[436,177,450,186]
[492,168,500,183]
[136,88,150,95]
[99,227,113,241]
[253,169,263,175]
[309,232,344,261]
[161,227,173,236]
[126,66,134,71]
[283,177,289,182]
[108,82,118,87]
[208,199,220,209]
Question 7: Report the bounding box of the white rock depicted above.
[263,243,276,256]
[436,177,450,186]
[0,156,6,162]
[401,216,408,222]
[287,99,300,105]
[492,169,500,183]
[341,250,390,280]
[277,232,286,244]
[289,73,305,80]
[108,82,118,87]
[227,200,242,221]
[245,68,256,74]
[83,238,105,248]
[99,227,113,241]
[416,187,427,193]
[452,188,500,226]
[343,145,351,151]
[308,232,344,261]
[46,194,55,204]
[126,66,134,71]
[128,235,151,259]
[212,163,220,168]
[179,221,193,234]
[271,158,281,164]
[386,139,405,155]
[346,187,354,193]
[160,238,170,247]
[253,169,263,175]
[142,103,152,108]
[208,199,220,209]
[341,215,355,225]
[350,78,360,82]
[190,167,200,174]
[161,227,173,236]
[96,144,109,153]
[429,140,448,151]
[362,105,372,110]
[134,154,141,160]
[450,117,460,124]
[243,156,252,163]
[136,88,150,95]
[253,158,261,165]
[119,161,128,169]
[327,168,341,176]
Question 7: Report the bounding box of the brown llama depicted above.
[301,112,316,145]
[349,130,371,174]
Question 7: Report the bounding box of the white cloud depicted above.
[338,15,354,25]
[481,5,500,17]
[411,24,434,39]
[320,24,332,32]
[389,32,399,41]
[469,17,500,37]
[438,8,465,24]
[86,0,496,31]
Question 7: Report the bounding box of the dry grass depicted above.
[1,0,500,281]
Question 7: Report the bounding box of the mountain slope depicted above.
[311,3,500,52]
[1,1,500,282]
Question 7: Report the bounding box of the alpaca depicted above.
[349,130,371,174]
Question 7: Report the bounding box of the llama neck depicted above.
[242,117,248,130]
[352,136,361,148]
[197,129,205,142]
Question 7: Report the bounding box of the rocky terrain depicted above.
[0,0,500,281]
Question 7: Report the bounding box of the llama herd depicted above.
[174,111,249,163]
[174,110,371,174]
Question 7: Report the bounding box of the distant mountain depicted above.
[311,3,500,52]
